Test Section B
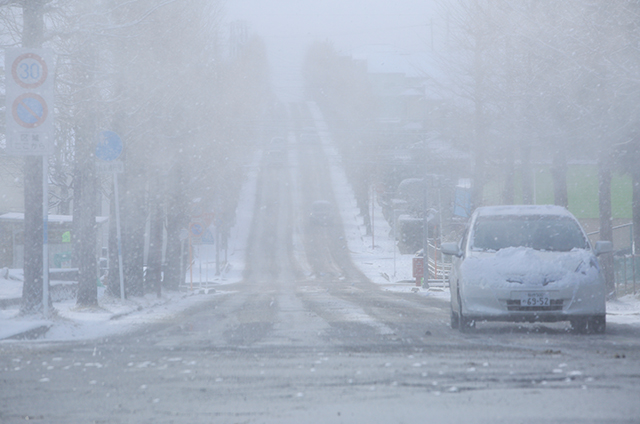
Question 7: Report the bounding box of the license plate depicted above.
[517,292,550,307]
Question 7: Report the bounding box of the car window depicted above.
[470,215,589,252]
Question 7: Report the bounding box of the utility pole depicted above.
[20,0,48,315]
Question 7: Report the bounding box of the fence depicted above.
[587,222,638,296]
[426,242,451,288]
[614,254,639,296]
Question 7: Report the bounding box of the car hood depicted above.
[461,247,600,288]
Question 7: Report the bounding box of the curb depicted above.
[109,306,144,321]
[0,298,21,309]
[1,324,51,341]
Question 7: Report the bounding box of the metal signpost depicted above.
[95,131,125,299]
[5,49,54,317]
[201,229,215,284]
[188,221,205,290]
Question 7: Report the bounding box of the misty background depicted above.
[1,0,639,311]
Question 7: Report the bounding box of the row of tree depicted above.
[441,0,640,294]
[303,41,382,235]
[1,0,271,313]
[302,1,640,295]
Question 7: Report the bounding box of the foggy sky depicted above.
[224,1,439,101]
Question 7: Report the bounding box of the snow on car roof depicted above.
[474,205,575,218]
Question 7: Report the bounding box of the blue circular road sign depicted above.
[95,131,123,162]
[190,222,204,237]
[12,93,48,128]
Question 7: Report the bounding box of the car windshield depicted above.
[471,215,589,252]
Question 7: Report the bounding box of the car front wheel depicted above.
[457,290,475,333]
[571,315,606,334]
[588,315,606,334]
[459,313,475,333]
[450,310,459,329]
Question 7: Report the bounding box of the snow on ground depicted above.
[1,108,639,341]
[0,151,261,342]
[186,149,261,287]
[308,101,449,303]
[307,100,640,327]
[606,295,640,326]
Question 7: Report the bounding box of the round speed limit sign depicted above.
[11,53,49,89]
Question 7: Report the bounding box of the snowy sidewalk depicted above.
[0,274,227,341]
[308,101,448,300]
[0,150,262,342]
[2,109,639,342]
[307,100,640,327]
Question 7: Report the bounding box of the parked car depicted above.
[309,200,333,226]
[441,205,612,334]
[265,136,287,167]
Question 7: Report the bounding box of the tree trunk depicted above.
[355,173,371,235]
[123,179,146,297]
[74,124,98,307]
[107,186,121,297]
[598,157,615,298]
[146,181,164,298]
[521,143,534,204]
[20,0,47,315]
[164,165,188,290]
[502,145,515,204]
[472,38,485,210]
[552,148,568,208]
[21,157,46,314]
[633,169,640,255]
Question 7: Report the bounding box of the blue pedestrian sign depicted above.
[96,131,123,162]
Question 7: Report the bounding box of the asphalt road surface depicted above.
[1,105,639,423]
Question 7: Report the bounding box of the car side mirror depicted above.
[594,241,613,256]
[441,242,462,258]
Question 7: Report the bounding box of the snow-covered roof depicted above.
[0,213,108,224]
[474,205,574,218]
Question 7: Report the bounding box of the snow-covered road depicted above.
[1,102,639,424]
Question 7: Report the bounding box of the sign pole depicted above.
[371,185,375,250]
[189,233,193,290]
[94,130,125,299]
[393,209,397,277]
[114,173,125,299]
[42,155,49,318]
[423,176,430,289]
[215,228,220,276]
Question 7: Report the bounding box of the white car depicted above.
[442,205,612,334]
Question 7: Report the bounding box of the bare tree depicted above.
[303,41,380,233]
[3,0,269,305]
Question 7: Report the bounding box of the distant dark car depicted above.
[265,136,287,167]
[309,200,333,226]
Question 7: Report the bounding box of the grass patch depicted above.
[483,164,631,219]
